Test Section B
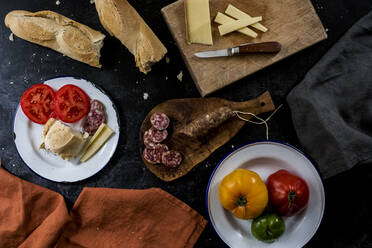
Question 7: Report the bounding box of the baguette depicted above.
[95,0,167,74]
[4,10,105,68]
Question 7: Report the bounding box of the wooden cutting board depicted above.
[161,0,327,96]
[139,91,275,181]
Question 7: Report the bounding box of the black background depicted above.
[1,0,372,247]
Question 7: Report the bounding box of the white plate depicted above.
[13,77,120,182]
[206,141,325,248]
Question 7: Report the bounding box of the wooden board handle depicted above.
[239,42,282,54]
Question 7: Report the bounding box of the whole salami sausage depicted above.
[148,127,168,143]
[178,106,233,138]
[83,100,106,135]
[143,144,169,164]
[150,112,170,130]
[162,150,182,168]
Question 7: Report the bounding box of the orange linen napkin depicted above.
[0,167,207,248]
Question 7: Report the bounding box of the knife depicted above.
[194,42,281,58]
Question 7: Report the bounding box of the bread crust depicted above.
[95,0,167,74]
[5,10,105,68]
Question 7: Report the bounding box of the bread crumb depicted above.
[177,71,183,82]
[143,92,149,100]
[56,0,61,5]
[90,0,95,3]
[165,57,170,63]
[9,33,14,42]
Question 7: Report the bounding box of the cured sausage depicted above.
[161,150,182,168]
[178,106,233,138]
[150,112,170,130]
[143,131,156,149]
[90,99,105,112]
[83,100,106,135]
[143,144,168,164]
[148,127,168,143]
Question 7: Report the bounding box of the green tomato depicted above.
[251,213,285,242]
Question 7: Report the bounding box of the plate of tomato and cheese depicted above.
[13,77,120,182]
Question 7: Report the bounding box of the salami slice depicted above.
[161,150,182,168]
[91,99,105,112]
[143,144,169,164]
[143,131,156,149]
[83,100,106,135]
[148,127,168,143]
[143,147,157,164]
[150,112,170,130]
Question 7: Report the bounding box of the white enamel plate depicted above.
[13,77,120,182]
[206,141,325,248]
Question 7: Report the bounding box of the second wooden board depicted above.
[162,0,327,96]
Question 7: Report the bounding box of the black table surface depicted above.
[1,0,372,247]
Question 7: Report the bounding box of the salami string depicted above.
[233,104,283,140]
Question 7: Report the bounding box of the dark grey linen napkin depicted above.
[287,11,372,178]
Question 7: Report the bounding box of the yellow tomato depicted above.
[219,169,268,219]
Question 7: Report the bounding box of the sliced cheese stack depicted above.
[214,4,268,38]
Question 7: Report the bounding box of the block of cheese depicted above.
[185,0,213,45]
[225,4,268,32]
[214,12,257,38]
[218,16,262,36]
[80,123,114,162]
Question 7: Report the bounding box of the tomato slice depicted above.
[20,84,55,124]
[54,84,90,123]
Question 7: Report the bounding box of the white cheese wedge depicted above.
[225,4,268,32]
[40,118,89,160]
[214,12,257,38]
[80,123,114,162]
[218,16,262,36]
[185,0,213,45]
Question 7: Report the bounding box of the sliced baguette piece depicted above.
[4,10,105,68]
[95,0,167,74]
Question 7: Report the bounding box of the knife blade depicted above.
[194,42,281,58]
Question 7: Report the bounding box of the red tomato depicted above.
[20,84,55,124]
[266,169,310,216]
[54,84,90,123]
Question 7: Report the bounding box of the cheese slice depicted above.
[185,0,213,45]
[80,123,114,162]
[214,12,257,38]
[225,4,268,32]
[218,16,262,36]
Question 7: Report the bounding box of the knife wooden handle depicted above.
[239,42,281,54]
